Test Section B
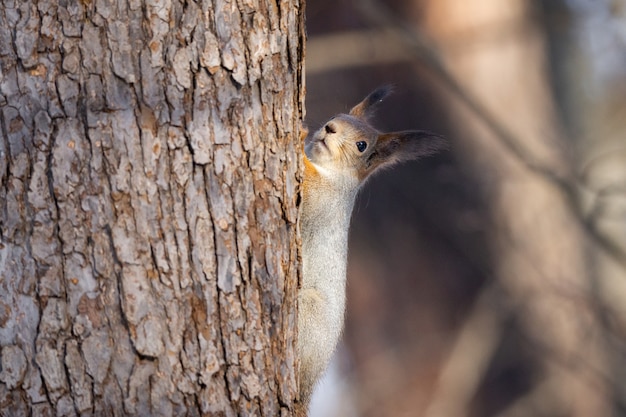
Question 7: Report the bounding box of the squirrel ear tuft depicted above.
[349,85,394,119]
[361,130,448,180]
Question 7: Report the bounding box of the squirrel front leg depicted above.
[296,288,327,409]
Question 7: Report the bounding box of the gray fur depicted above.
[296,88,446,415]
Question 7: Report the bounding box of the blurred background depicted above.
[304,1,626,416]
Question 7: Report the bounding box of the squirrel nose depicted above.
[324,122,337,134]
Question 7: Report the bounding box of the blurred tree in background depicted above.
[305,1,626,416]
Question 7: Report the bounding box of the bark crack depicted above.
[0,105,10,244]
[102,223,131,337]
[44,119,67,298]
[216,292,236,411]
[61,340,83,416]
[201,166,237,410]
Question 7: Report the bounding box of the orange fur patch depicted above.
[302,156,321,198]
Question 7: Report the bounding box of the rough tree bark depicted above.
[0,0,304,416]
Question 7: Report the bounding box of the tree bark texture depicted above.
[0,0,304,416]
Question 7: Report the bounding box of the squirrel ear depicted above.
[362,130,448,179]
[349,85,393,119]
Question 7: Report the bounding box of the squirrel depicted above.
[296,86,447,415]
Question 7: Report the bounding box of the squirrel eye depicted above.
[356,141,367,152]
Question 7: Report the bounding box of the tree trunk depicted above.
[0,0,304,416]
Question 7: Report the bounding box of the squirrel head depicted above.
[305,86,447,183]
